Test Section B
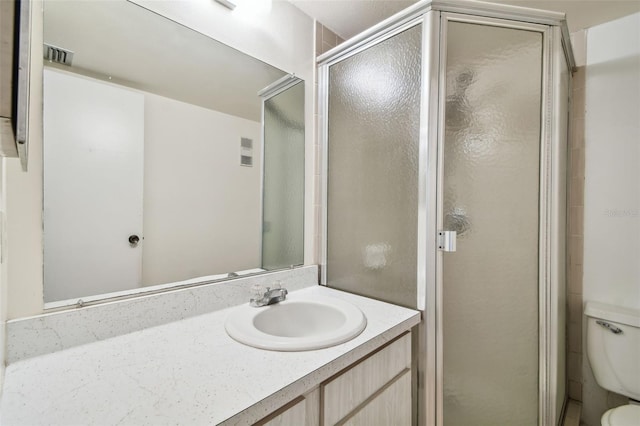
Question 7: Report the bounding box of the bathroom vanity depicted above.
[257,332,411,426]
[0,285,420,425]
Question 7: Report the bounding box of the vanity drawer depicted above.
[255,388,320,426]
[342,370,411,426]
[258,398,305,426]
[321,333,411,425]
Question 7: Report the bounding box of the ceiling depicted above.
[291,0,640,40]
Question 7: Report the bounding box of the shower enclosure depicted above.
[318,1,573,425]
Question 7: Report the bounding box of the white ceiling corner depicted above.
[290,0,640,40]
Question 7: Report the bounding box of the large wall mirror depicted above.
[42,0,305,306]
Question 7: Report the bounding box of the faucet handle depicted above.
[250,284,263,299]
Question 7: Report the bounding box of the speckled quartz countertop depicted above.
[0,286,421,425]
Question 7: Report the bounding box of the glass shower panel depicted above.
[442,22,542,425]
[326,25,422,308]
[262,81,305,270]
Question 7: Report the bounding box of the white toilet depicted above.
[585,302,640,426]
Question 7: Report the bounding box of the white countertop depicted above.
[0,286,420,425]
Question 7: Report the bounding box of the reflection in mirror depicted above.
[261,78,305,270]
[42,1,305,305]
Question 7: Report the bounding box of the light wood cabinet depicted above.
[256,389,320,426]
[322,333,411,425]
[260,397,306,426]
[342,371,411,426]
[253,332,412,426]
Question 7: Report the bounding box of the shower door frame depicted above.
[433,13,554,426]
[317,2,574,425]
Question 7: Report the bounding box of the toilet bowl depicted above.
[585,302,640,426]
[601,404,640,426]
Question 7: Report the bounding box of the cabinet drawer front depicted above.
[260,398,306,426]
[341,371,411,426]
[322,333,411,425]
[255,388,320,426]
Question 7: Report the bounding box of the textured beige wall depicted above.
[315,22,345,56]
[0,160,6,391]
[567,66,585,403]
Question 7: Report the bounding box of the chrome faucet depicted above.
[250,282,288,307]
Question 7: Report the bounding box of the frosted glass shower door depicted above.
[326,24,422,308]
[440,21,543,425]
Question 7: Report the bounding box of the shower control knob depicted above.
[128,235,140,245]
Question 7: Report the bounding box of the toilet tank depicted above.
[585,302,640,400]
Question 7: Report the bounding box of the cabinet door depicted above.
[261,398,305,426]
[256,388,319,426]
[322,333,411,425]
[342,371,411,426]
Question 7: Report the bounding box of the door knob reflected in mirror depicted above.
[128,235,140,246]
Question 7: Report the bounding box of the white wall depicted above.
[582,12,640,426]
[583,12,640,309]
[0,159,7,392]
[5,0,44,319]
[142,93,261,286]
[4,0,314,319]
[129,0,316,266]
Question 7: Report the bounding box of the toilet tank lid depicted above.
[585,301,640,327]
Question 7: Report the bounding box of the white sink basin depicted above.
[225,294,367,351]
